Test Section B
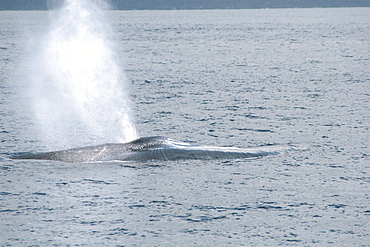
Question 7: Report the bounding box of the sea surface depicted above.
[1,8,370,246]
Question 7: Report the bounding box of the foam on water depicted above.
[27,0,137,149]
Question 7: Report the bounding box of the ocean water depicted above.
[1,7,369,246]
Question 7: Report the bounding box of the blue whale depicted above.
[12,136,295,162]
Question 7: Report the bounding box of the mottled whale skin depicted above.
[12,136,294,162]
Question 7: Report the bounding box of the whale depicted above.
[12,136,296,162]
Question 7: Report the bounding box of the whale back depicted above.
[12,136,296,162]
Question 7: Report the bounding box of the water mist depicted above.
[28,0,137,149]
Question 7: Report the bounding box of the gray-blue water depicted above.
[1,8,369,246]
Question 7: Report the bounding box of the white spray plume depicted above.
[28,0,137,149]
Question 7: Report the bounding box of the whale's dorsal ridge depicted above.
[124,136,170,151]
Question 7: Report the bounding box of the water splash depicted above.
[28,0,137,149]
